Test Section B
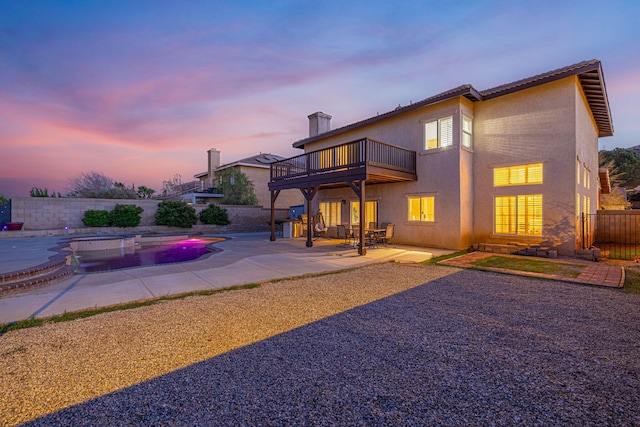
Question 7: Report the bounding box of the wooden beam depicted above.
[305,187,314,247]
[270,190,280,242]
[358,180,366,256]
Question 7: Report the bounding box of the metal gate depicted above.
[0,199,10,229]
[587,211,640,260]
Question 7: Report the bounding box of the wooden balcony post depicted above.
[358,180,366,255]
[306,191,313,248]
[270,190,280,242]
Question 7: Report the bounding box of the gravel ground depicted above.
[2,263,640,426]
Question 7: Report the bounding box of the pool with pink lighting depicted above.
[70,235,224,273]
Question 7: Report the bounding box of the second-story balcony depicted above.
[269,138,417,191]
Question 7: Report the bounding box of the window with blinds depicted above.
[424,116,453,149]
[462,115,473,148]
[408,196,435,222]
[494,194,542,236]
[494,163,543,186]
[319,202,341,227]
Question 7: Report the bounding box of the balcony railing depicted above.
[270,138,416,189]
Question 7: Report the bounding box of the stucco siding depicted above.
[307,98,469,249]
[574,78,600,249]
[472,78,594,255]
[290,70,607,254]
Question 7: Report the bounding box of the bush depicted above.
[155,201,197,228]
[199,204,231,225]
[82,210,111,227]
[110,204,144,227]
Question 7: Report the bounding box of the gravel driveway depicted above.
[2,263,640,426]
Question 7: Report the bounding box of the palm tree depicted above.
[137,185,156,199]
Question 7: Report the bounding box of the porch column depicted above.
[358,180,366,256]
[306,190,313,248]
[270,190,280,241]
[347,179,367,256]
[299,186,319,248]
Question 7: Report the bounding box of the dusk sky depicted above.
[1,0,638,197]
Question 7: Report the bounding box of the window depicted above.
[408,196,435,222]
[584,166,590,190]
[319,202,341,227]
[494,195,542,236]
[576,193,582,238]
[576,159,581,185]
[424,116,453,149]
[576,193,581,216]
[462,115,473,148]
[583,195,590,215]
[494,163,543,186]
[350,201,377,225]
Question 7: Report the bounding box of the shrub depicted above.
[110,204,144,227]
[82,210,111,227]
[199,204,231,225]
[155,201,197,228]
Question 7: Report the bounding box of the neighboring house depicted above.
[268,60,614,256]
[190,149,304,209]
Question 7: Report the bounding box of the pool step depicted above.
[0,261,76,295]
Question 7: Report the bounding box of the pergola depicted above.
[268,138,417,255]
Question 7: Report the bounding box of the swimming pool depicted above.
[71,236,223,273]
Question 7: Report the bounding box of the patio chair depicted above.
[336,224,353,246]
[379,223,394,246]
[353,227,376,248]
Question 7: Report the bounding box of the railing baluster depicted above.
[269,137,416,184]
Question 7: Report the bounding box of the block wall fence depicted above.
[1,197,288,238]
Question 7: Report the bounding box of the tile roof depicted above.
[215,153,287,171]
[293,59,613,148]
[194,153,287,178]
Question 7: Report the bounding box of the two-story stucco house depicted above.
[268,60,613,256]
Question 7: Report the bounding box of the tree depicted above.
[111,182,138,199]
[67,172,139,199]
[599,148,640,189]
[137,185,156,199]
[67,171,115,198]
[215,168,258,205]
[30,187,50,197]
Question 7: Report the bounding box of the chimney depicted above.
[207,148,220,187]
[308,112,332,137]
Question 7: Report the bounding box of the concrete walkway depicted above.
[0,233,449,324]
[0,233,627,324]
